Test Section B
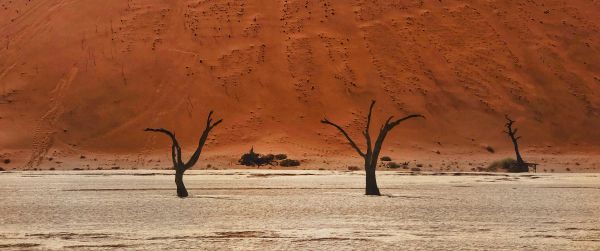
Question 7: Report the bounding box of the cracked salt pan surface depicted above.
[1,170,599,250]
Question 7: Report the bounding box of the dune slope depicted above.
[1,0,599,165]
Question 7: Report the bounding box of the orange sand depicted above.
[0,0,599,171]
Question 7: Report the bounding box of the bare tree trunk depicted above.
[145,111,222,197]
[175,169,188,197]
[322,100,423,196]
[504,115,528,172]
[365,164,380,195]
[512,138,524,164]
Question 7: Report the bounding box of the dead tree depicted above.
[321,100,424,195]
[145,111,222,197]
[504,115,529,172]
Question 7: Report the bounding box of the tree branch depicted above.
[387,114,425,129]
[185,111,223,169]
[321,118,366,158]
[363,100,376,159]
[144,128,183,167]
[370,114,424,168]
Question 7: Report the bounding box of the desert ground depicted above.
[1,170,599,250]
[1,0,599,250]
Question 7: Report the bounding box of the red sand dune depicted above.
[0,0,599,170]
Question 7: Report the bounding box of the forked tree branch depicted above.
[144,111,223,171]
[504,115,519,139]
[370,114,424,168]
[185,111,223,169]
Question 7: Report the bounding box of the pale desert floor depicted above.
[1,170,599,250]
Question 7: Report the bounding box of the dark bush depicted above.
[0,167,5,171]
[411,167,421,172]
[239,148,260,166]
[274,154,288,160]
[280,159,300,167]
[239,148,275,167]
[262,154,275,165]
[485,145,495,153]
[380,156,392,161]
[3,159,10,164]
[386,162,401,169]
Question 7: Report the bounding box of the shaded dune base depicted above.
[0,0,599,166]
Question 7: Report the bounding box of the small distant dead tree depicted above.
[145,111,222,197]
[321,100,424,195]
[504,115,532,172]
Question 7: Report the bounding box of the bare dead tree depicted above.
[321,100,424,195]
[145,111,222,197]
[504,115,530,172]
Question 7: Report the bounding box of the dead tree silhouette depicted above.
[321,100,424,195]
[504,115,531,172]
[145,111,222,197]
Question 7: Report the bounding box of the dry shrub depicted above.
[380,156,392,161]
[240,148,299,167]
[347,166,360,171]
[280,159,301,167]
[239,148,274,166]
[487,158,528,172]
[386,162,401,169]
[274,154,288,160]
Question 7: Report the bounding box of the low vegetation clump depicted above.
[380,156,392,161]
[279,159,301,167]
[3,159,10,164]
[239,148,300,167]
[347,166,360,171]
[386,162,401,169]
[274,154,288,160]
[239,148,275,166]
[487,158,524,172]
[0,167,5,171]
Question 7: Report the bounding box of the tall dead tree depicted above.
[145,111,222,197]
[321,100,424,195]
[504,115,529,172]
